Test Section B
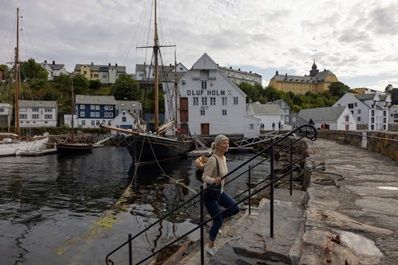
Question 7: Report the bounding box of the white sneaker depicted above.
[206,246,218,256]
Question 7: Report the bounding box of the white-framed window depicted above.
[193,97,199,106]
[80,105,85,110]
[357,117,361,121]
[32,114,39,119]
[96,105,100,110]
[0,108,4,113]
[45,108,52,112]
[222,109,227,116]
[222,97,227,105]
[80,111,85,117]
[96,120,100,125]
[90,112,96,117]
[250,124,254,129]
[20,108,27,112]
[96,112,100,117]
[20,114,27,119]
[358,109,361,114]
[210,97,216,105]
[44,114,52,119]
[104,106,109,110]
[354,103,357,107]
[91,120,95,126]
[90,105,95,110]
[109,106,113,110]
[348,103,354,109]
[122,117,126,122]
[233,97,238,105]
[202,97,207,105]
[200,109,205,115]
[201,81,207,89]
[32,107,39,112]
[81,120,86,126]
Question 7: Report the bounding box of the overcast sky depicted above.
[1,0,397,91]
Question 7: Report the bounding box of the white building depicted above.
[333,93,391,131]
[110,111,147,134]
[115,100,142,117]
[41,60,68,80]
[298,106,356,130]
[389,105,398,124]
[18,100,58,128]
[177,53,260,137]
[0,103,12,128]
[247,102,286,130]
[219,66,262,86]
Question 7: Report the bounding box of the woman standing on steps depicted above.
[202,134,240,256]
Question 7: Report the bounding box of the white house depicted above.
[268,99,291,125]
[333,93,391,131]
[298,106,356,130]
[0,103,12,128]
[18,100,58,128]
[247,102,286,130]
[41,60,68,80]
[389,105,398,124]
[177,53,260,137]
[115,100,142,117]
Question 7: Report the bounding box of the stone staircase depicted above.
[163,189,306,265]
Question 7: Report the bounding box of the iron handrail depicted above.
[105,124,317,264]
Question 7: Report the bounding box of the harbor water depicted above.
[0,146,268,264]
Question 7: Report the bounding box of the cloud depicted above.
[367,4,398,35]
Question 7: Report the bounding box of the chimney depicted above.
[115,63,118,67]
[91,62,94,66]
[109,63,111,66]
[276,70,278,75]
[229,66,232,69]
[44,60,47,64]
[52,60,55,65]
[238,68,241,71]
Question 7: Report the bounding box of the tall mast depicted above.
[174,49,179,131]
[14,8,20,136]
[71,81,75,142]
[153,0,159,132]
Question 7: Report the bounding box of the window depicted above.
[222,109,227,116]
[0,108,4,112]
[383,118,386,123]
[357,109,361,114]
[90,112,96,117]
[383,111,386,116]
[90,105,95,110]
[371,110,374,116]
[45,108,52,112]
[96,120,100,125]
[32,108,39,112]
[357,117,361,121]
[201,81,207,89]
[96,105,100,110]
[193,97,199,105]
[32,114,39,119]
[351,110,354,114]
[80,105,85,110]
[109,106,113,110]
[91,120,95,126]
[80,111,85,117]
[345,115,349,121]
[20,114,27,119]
[250,124,254,129]
[210,97,216,105]
[222,97,227,105]
[96,112,100,117]
[104,106,108,110]
[233,97,238,105]
[201,97,207,105]
[200,109,205,115]
[122,117,126,122]
[348,104,354,109]
[20,108,27,112]
[371,117,374,123]
[82,120,86,126]
[371,125,374,130]
[354,103,357,107]
[44,114,52,119]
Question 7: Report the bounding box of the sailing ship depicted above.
[56,83,93,155]
[0,8,49,156]
[102,0,194,164]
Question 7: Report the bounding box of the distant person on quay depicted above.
[201,134,240,256]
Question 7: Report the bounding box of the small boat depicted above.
[56,142,93,155]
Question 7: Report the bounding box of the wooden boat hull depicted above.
[126,134,194,165]
[56,143,94,155]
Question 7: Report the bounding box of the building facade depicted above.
[75,95,117,128]
[219,66,262,86]
[0,103,12,128]
[333,93,391,131]
[247,102,286,130]
[18,100,57,128]
[74,63,126,84]
[269,61,339,95]
[298,106,357,130]
[177,53,260,137]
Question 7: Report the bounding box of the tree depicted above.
[20,58,48,81]
[113,74,139,100]
[328,82,350,97]
[0,64,10,80]
[71,74,89,95]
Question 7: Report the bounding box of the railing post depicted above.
[200,185,204,265]
[128,233,132,265]
[248,165,251,215]
[289,142,293,196]
[269,139,274,238]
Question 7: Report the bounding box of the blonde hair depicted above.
[211,134,229,151]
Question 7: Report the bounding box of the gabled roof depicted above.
[191,53,218,70]
[249,102,284,115]
[115,100,141,110]
[298,106,347,122]
[75,95,116,105]
[355,93,388,101]
[19,100,57,108]
[272,69,335,83]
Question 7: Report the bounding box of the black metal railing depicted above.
[105,124,317,265]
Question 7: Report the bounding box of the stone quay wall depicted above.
[317,130,398,161]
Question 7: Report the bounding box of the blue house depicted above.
[75,95,117,128]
